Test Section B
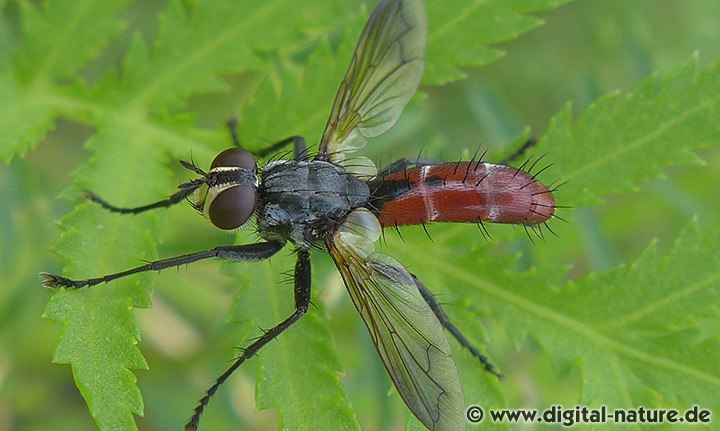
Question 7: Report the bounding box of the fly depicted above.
[41,0,556,430]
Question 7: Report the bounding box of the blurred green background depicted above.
[1,0,719,429]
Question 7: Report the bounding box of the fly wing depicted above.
[326,209,463,430]
[319,0,426,172]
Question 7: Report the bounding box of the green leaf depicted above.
[112,0,329,112]
[424,0,574,85]
[43,282,148,430]
[544,55,720,206]
[231,252,358,430]
[238,30,357,154]
[42,121,164,429]
[0,0,336,163]
[15,2,345,428]
[0,76,56,162]
[1,0,129,162]
[387,217,719,427]
[9,0,715,429]
[15,0,130,82]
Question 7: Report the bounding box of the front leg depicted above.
[249,135,307,161]
[227,117,307,160]
[377,157,442,177]
[260,135,307,160]
[40,241,285,289]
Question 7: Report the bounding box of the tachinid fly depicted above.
[41,0,556,430]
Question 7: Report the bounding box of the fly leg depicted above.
[249,134,307,160]
[82,186,198,215]
[260,135,307,160]
[81,158,208,215]
[412,274,503,379]
[226,117,307,160]
[40,241,285,289]
[378,144,493,177]
[376,158,442,177]
[500,137,538,165]
[185,248,312,431]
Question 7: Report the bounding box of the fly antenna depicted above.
[179,159,207,176]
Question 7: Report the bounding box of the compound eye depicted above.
[211,148,256,170]
[208,185,256,230]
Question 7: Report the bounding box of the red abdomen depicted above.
[369,162,555,227]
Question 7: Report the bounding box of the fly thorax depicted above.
[257,160,371,246]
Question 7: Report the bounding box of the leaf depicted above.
[424,0,574,85]
[230,252,358,430]
[17,0,717,429]
[238,35,348,155]
[42,122,165,429]
[391,217,720,419]
[14,0,130,81]
[0,0,129,162]
[0,76,56,162]
[13,1,347,429]
[544,55,720,206]
[0,0,336,163]
[382,54,720,429]
[111,0,330,112]
[239,0,575,147]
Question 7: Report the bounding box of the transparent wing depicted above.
[319,0,426,169]
[326,209,463,430]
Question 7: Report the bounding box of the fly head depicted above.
[189,148,259,231]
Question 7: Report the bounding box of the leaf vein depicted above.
[603,271,720,330]
[425,256,720,386]
[563,92,719,182]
